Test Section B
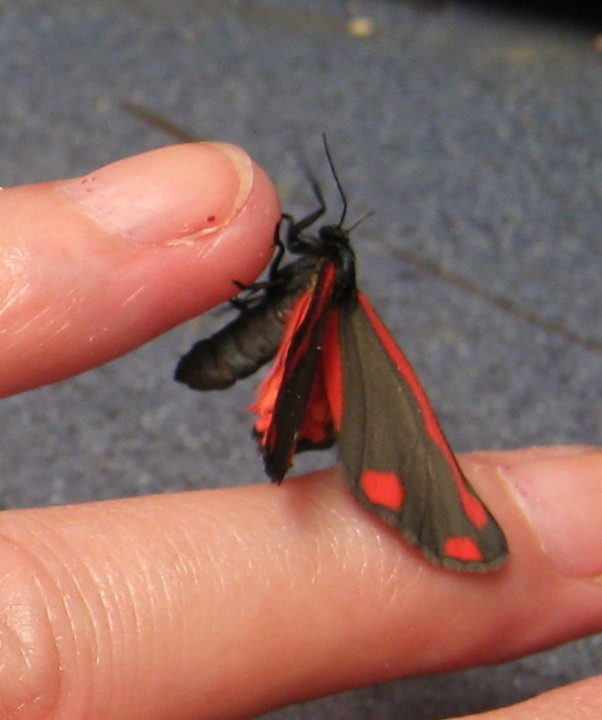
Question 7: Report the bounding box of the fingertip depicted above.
[61,142,267,247]
[499,446,602,579]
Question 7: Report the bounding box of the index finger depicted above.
[1,446,601,719]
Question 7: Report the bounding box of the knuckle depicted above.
[0,531,85,720]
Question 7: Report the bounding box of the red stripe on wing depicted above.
[251,287,316,444]
[322,307,344,431]
[356,293,489,531]
[252,261,338,472]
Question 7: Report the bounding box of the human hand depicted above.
[1,143,601,720]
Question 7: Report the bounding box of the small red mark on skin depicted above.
[444,536,484,562]
[207,215,216,222]
[361,470,404,510]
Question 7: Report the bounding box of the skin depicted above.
[0,142,601,720]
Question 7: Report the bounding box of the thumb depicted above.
[0,142,279,397]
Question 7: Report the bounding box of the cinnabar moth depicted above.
[176,140,508,572]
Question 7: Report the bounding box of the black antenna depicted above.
[347,210,375,233]
[321,134,348,227]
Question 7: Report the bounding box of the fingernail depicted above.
[61,142,254,245]
[503,447,602,578]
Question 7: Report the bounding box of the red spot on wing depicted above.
[444,536,484,563]
[361,470,404,511]
[357,294,488,530]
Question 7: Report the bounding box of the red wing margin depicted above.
[253,260,337,481]
[325,293,508,571]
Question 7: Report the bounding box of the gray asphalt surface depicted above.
[1,1,601,718]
